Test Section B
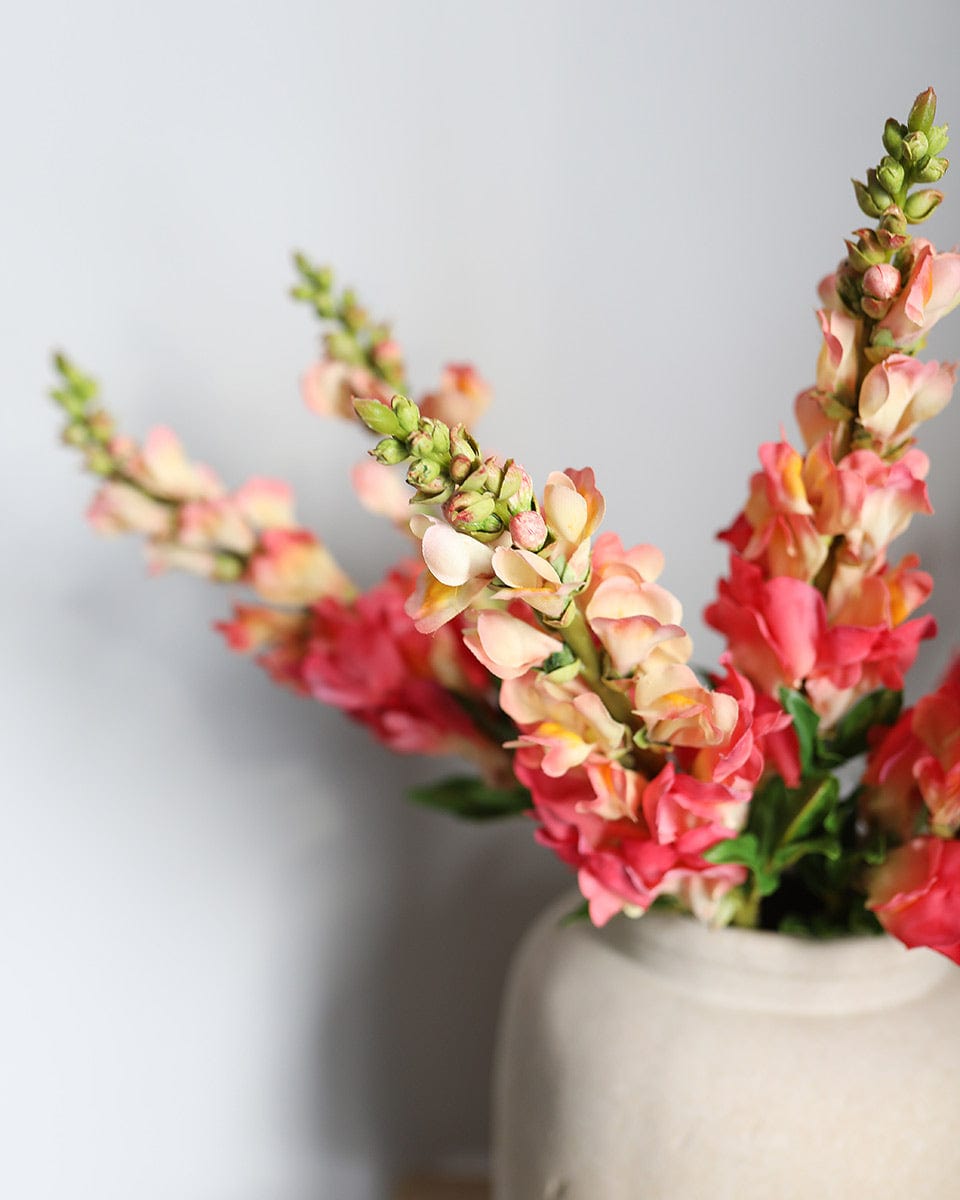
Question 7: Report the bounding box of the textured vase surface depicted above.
[491,892,960,1200]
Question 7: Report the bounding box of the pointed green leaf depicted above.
[779,688,820,776]
[825,688,902,761]
[408,776,533,820]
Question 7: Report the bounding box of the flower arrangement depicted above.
[52,89,960,961]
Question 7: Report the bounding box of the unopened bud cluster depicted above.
[50,353,119,477]
[356,394,537,541]
[842,88,950,324]
[291,253,407,392]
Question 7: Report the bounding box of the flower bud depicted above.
[449,454,474,484]
[927,124,950,157]
[63,421,89,447]
[853,179,883,219]
[325,330,363,365]
[499,461,535,513]
[877,156,905,197]
[87,410,116,443]
[407,458,441,490]
[407,430,435,459]
[449,423,480,462]
[443,490,497,532]
[510,510,548,551]
[907,87,937,135]
[372,436,410,465]
[862,262,901,301]
[879,208,908,238]
[917,155,948,184]
[860,295,892,320]
[84,446,114,476]
[213,553,245,583]
[866,168,894,211]
[882,118,904,159]
[901,130,929,167]
[392,395,421,434]
[354,398,402,437]
[431,421,451,457]
[903,188,943,223]
[846,238,884,273]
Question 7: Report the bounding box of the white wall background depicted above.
[5,2,960,1196]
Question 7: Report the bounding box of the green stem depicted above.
[560,608,635,726]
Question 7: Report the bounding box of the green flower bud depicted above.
[431,421,451,457]
[927,124,950,157]
[877,156,905,197]
[845,238,884,273]
[372,436,410,465]
[866,169,893,211]
[214,554,245,583]
[907,87,937,135]
[325,330,364,365]
[407,458,441,486]
[901,130,929,167]
[882,118,904,159]
[499,461,535,512]
[449,424,480,462]
[63,421,89,447]
[449,454,474,484]
[879,207,908,238]
[853,179,883,219]
[917,155,949,184]
[84,446,114,476]
[87,410,116,443]
[443,490,497,532]
[314,294,338,319]
[354,398,403,437]
[903,188,943,223]
[391,395,420,434]
[407,430,436,459]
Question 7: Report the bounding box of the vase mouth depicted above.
[586,901,953,1015]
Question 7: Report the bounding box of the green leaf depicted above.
[559,900,590,927]
[825,688,902,761]
[779,688,820,776]
[780,776,840,845]
[703,832,761,870]
[408,776,533,821]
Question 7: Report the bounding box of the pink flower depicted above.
[247,529,355,606]
[719,440,828,581]
[301,563,499,769]
[419,363,492,428]
[350,460,412,527]
[515,750,746,926]
[501,672,628,777]
[462,609,563,681]
[876,239,960,350]
[858,355,955,448]
[216,604,312,695]
[815,309,861,399]
[862,712,926,838]
[232,478,297,530]
[87,481,173,537]
[111,427,223,501]
[868,837,960,963]
[178,498,256,555]
[301,358,393,420]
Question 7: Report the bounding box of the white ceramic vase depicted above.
[491,892,960,1200]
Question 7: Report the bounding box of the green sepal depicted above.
[408,776,533,820]
[778,688,820,776]
[823,688,902,761]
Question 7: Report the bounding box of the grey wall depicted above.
[5,2,960,1196]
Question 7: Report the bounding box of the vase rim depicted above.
[572,896,955,1015]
